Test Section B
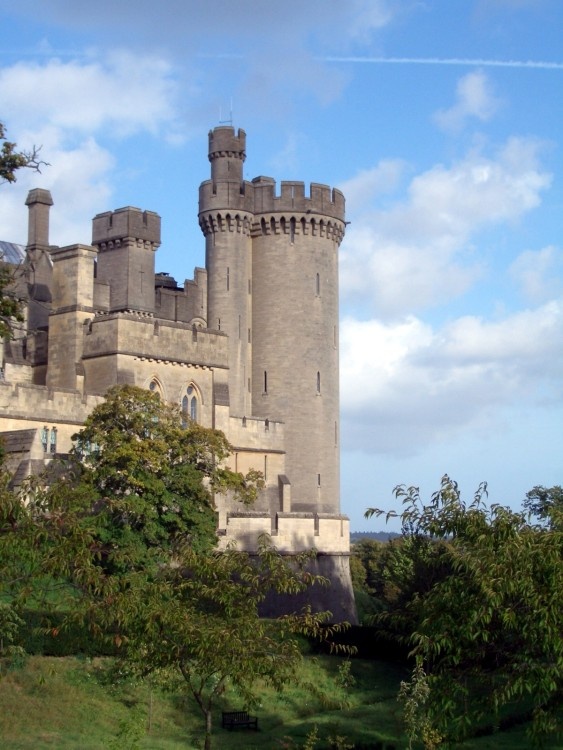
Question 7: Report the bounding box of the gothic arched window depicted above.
[149,379,162,398]
[182,385,198,425]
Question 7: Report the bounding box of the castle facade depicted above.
[0,127,355,621]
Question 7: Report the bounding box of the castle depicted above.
[0,126,356,621]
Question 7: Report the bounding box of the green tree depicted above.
[351,535,454,631]
[366,475,563,747]
[0,264,25,339]
[105,536,346,750]
[2,384,264,612]
[0,122,46,184]
[31,506,347,749]
[524,485,563,530]
[66,384,263,569]
[4,385,350,748]
[1,121,48,338]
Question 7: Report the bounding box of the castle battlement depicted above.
[217,511,350,554]
[92,206,161,248]
[251,178,345,221]
[82,312,229,370]
[199,177,345,225]
[228,413,285,452]
[208,126,246,160]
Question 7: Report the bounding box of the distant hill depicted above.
[350,531,400,543]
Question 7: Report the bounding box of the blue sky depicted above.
[1,0,562,531]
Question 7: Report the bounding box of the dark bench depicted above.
[221,710,258,731]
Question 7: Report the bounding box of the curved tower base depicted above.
[217,510,358,624]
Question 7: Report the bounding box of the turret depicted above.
[199,127,253,415]
[92,206,161,313]
[208,126,246,187]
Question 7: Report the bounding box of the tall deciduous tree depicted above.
[4,385,350,747]
[67,384,264,568]
[366,475,562,747]
[103,537,345,750]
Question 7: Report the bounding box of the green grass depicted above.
[0,655,559,749]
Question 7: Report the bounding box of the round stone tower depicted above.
[250,180,345,513]
[198,126,346,516]
[198,127,254,416]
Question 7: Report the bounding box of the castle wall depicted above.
[218,511,350,553]
[153,267,208,325]
[213,412,287,524]
[47,244,97,390]
[0,380,103,454]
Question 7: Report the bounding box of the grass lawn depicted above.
[0,655,559,749]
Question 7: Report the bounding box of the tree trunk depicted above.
[204,709,212,750]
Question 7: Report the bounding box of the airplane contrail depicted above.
[322,56,563,70]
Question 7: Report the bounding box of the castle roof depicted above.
[0,241,26,264]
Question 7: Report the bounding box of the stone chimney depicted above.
[25,188,53,248]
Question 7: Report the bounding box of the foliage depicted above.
[0,120,48,338]
[524,485,563,530]
[1,386,261,681]
[104,535,351,750]
[0,603,26,677]
[336,659,356,689]
[2,385,352,749]
[399,661,443,750]
[351,535,453,635]
[31,385,265,579]
[366,475,563,746]
[349,538,385,595]
[0,121,46,184]
[0,263,25,339]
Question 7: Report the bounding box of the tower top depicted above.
[208,127,246,186]
[91,206,161,250]
[208,126,246,162]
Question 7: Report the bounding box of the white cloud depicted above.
[340,299,563,455]
[0,52,181,138]
[338,159,407,212]
[0,52,183,246]
[0,127,114,246]
[11,0,396,46]
[509,245,563,302]
[434,71,501,132]
[346,0,395,41]
[340,137,551,317]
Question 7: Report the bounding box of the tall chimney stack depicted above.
[25,188,53,248]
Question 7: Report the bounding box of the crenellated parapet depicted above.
[199,178,345,243]
[208,126,246,162]
[217,511,350,554]
[251,178,345,222]
[92,206,161,251]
